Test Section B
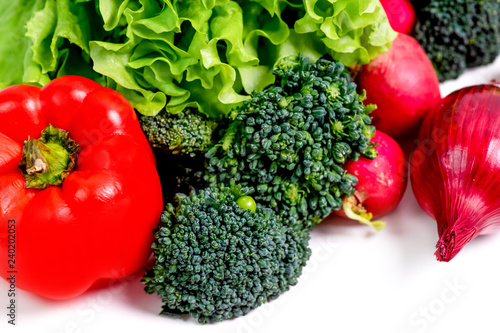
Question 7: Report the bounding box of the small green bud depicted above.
[236,196,257,212]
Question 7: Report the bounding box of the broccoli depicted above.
[413,0,500,81]
[140,108,218,157]
[142,186,311,324]
[204,55,377,226]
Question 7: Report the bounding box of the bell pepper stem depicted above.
[25,144,49,175]
[18,125,79,189]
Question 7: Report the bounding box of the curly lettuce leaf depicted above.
[89,0,257,116]
[296,0,397,66]
[1,0,396,117]
[0,0,45,88]
[0,0,104,88]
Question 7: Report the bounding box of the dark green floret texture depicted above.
[204,55,377,226]
[142,186,311,324]
[140,108,218,157]
[413,0,500,81]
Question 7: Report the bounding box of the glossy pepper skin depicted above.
[0,76,163,299]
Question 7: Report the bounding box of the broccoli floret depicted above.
[142,186,311,324]
[140,108,218,157]
[413,0,500,81]
[204,55,377,226]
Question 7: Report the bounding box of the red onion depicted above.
[410,85,500,262]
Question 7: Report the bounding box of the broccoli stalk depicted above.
[142,186,311,323]
[205,55,377,227]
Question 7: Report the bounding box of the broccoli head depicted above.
[205,55,377,226]
[413,0,500,81]
[140,108,218,157]
[142,186,311,323]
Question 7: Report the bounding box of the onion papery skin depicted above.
[410,85,500,262]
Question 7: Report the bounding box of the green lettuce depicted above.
[0,0,106,88]
[0,0,396,117]
[0,0,45,88]
[296,0,397,65]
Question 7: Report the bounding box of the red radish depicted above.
[334,130,408,230]
[379,0,416,35]
[358,33,441,139]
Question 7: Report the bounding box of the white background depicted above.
[2,56,500,333]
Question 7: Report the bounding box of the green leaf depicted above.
[98,0,131,31]
[320,0,397,66]
[90,40,167,116]
[0,0,46,88]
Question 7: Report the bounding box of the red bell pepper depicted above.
[0,76,163,299]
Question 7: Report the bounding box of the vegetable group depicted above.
[142,54,382,323]
[411,85,500,262]
[2,0,499,325]
[0,76,163,299]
